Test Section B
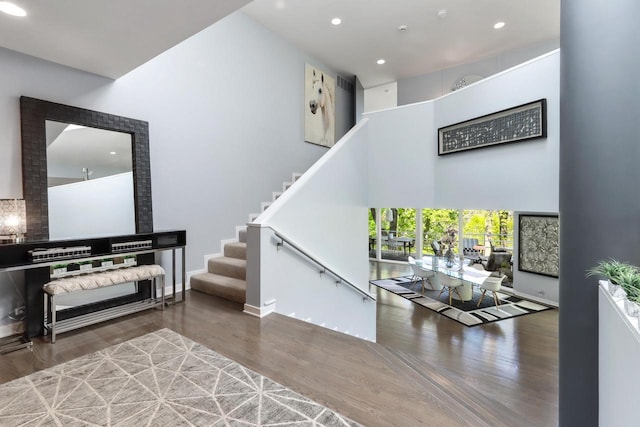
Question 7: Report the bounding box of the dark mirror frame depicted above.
[20,96,153,241]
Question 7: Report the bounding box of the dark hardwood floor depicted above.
[0,262,558,426]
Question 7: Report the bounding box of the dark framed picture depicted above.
[518,214,559,278]
[438,99,547,155]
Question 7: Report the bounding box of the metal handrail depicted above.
[269,227,376,302]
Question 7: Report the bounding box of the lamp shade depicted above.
[0,199,26,237]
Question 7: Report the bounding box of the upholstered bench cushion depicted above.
[43,265,165,296]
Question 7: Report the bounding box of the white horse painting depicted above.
[304,64,335,147]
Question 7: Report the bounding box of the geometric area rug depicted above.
[370,276,553,327]
[0,328,361,426]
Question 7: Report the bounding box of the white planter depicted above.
[624,299,640,317]
[608,281,627,298]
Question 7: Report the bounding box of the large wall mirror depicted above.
[20,97,153,241]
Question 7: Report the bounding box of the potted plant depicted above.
[586,259,637,296]
[52,264,67,275]
[586,259,640,320]
[614,270,640,316]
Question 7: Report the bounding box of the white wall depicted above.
[0,11,353,274]
[366,102,436,208]
[433,51,560,211]
[249,120,375,340]
[366,51,559,211]
[599,285,640,426]
[397,39,559,105]
[365,51,560,302]
[364,82,397,113]
[48,172,135,240]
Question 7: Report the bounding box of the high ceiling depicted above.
[243,0,560,88]
[0,0,559,87]
[0,0,251,79]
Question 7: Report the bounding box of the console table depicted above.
[0,230,186,352]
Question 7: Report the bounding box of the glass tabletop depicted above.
[416,256,490,285]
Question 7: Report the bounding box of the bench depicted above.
[43,264,165,343]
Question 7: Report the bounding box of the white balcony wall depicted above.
[434,51,560,212]
[366,101,436,208]
[599,284,640,426]
[365,50,559,212]
[249,120,375,340]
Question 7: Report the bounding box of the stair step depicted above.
[208,256,246,280]
[261,202,271,212]
[190,272,246,303]
[238,228,247,243]
[224,241,246,260]
[272,191,282,201]
[248,213,260,222]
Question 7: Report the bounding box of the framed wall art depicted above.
[518,214,559,278]
[438,98,546,155]
[304,64,336,148]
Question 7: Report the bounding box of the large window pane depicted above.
[381,208,415,261]
[422,208,459,255]
[368,208,417,261]
[462,209,514,287]
[368,208,376,258]
[462,210,514,252]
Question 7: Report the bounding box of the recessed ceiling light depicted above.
[377,59,386,65]
[331,17,341,26]
[437,9,447,19]
[109,151,117,155]
[494,21,505,29]
[0,2,27,17]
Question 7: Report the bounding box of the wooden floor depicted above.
[0,262,558,426]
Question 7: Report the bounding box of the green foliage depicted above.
[368,209,376,236]
[463,211,487,237]
[368,208,514,249]
[422,208,458,240]
[586,259,637,285]
[616,271,640,303]
[587,259,640,304]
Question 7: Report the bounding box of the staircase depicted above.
[190,173,301,303]
[190,229,248,303]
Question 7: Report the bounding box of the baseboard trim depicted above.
[243,303,275,318]
[163,281,190,298]
[510,289,559,308]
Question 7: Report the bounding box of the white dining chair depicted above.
[477,275,507,307]
[410,262,435,293]
[407,256,418,285]
[436,272,464,305]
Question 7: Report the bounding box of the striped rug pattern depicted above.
[370,276,552,326]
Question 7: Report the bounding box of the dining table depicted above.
[379,235,415,256]
[416,256,491,301]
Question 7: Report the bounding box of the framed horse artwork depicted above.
[304,63,336,148]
